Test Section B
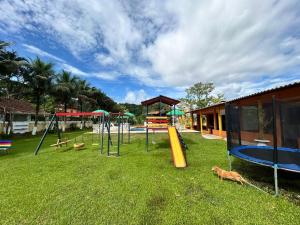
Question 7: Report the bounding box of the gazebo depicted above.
[141,95,180,117]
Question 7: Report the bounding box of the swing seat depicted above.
[74,143,85,150]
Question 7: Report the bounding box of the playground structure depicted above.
[34,111,132,156]
[141,95,187,168]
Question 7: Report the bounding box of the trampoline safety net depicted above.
[225,96,300,172]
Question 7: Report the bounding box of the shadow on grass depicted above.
[232,159,300,205]
[139,192,167,225]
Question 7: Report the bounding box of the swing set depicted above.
[34,111,131,156]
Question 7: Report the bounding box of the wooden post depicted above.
[200,111,203,134]
[218,108,223,136]
[213,109,217,131]
[191,113,194,130]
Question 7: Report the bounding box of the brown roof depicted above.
[141,95,180,106]
[191,101,226,113]
[0,97,48,115]
[228,81,300,103]
[190,81,300,113]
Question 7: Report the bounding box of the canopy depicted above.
[166,109,184,116]
[124,112,135,117]
[93,109,109,116]
[56,112,103,117]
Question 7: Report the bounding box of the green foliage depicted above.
[0,41,29,98]
[181,82,224,109]
[24,57,55,125]
[54,70,78,112]
[119,103,143,116]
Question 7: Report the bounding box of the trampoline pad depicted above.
[230,146,300,172]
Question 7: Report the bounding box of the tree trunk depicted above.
[80,102,83,129]
[64,102,67,132]
[5,112,12,135]
[34,95,40,127]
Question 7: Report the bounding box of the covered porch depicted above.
[191,102,226,138]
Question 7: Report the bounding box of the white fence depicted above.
[0,121,93,135]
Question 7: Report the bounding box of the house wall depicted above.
[233,85,300,148]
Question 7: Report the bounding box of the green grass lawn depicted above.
[1,131,300,225]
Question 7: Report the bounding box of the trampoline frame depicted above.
[229,145,300,173]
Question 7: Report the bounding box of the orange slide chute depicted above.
[168,127,187,168]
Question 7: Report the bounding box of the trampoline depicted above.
[225,95,300,195]
[230,145,300,172]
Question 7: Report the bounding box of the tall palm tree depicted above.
[75,79,91,112]
[25,57,54,131]
[54,71,78,113]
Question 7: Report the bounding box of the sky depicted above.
[1,0,300,104]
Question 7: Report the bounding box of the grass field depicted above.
[1,131,300,225]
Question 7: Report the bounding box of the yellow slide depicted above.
[168,127,187,168]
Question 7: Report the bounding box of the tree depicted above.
[75,79,92,112]
[25,57,55,131]
[88,88,119,112]
[181,82,224,109]
[0,41,28,98]
[119,103,143,116]
[0,41,28,134]
[54,70,78,113]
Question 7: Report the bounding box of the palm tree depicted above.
[75,79,91,112]
[25,57,54,132]
[54,71,78,113]
[74,78,93,128]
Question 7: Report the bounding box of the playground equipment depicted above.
[34,111,133,157]
[141,95,187,168]
[106,112,132,156]
[0,140,12,154]
[34,112,104,155]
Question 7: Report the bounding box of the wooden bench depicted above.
[254,139,270,146]
[0,140,12,154]
[50,139,70,149]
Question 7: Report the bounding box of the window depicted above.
[193,113,197,126]
[241,105,259,132]
[222,115,226,131]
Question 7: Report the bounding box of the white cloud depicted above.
[61,63,120,81]
[123,89,149,104]
[60,63,88,77]
[1,0,300,99]
[143,0,300,97]
[23,44,65,63]
[95,53,115,66]
[93,71,120,81]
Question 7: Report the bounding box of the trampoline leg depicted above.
[274,165,279,196]
[227,151,232,171]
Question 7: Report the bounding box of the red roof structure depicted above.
[141,95,180,106]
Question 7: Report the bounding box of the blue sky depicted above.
[1,0,300,104]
